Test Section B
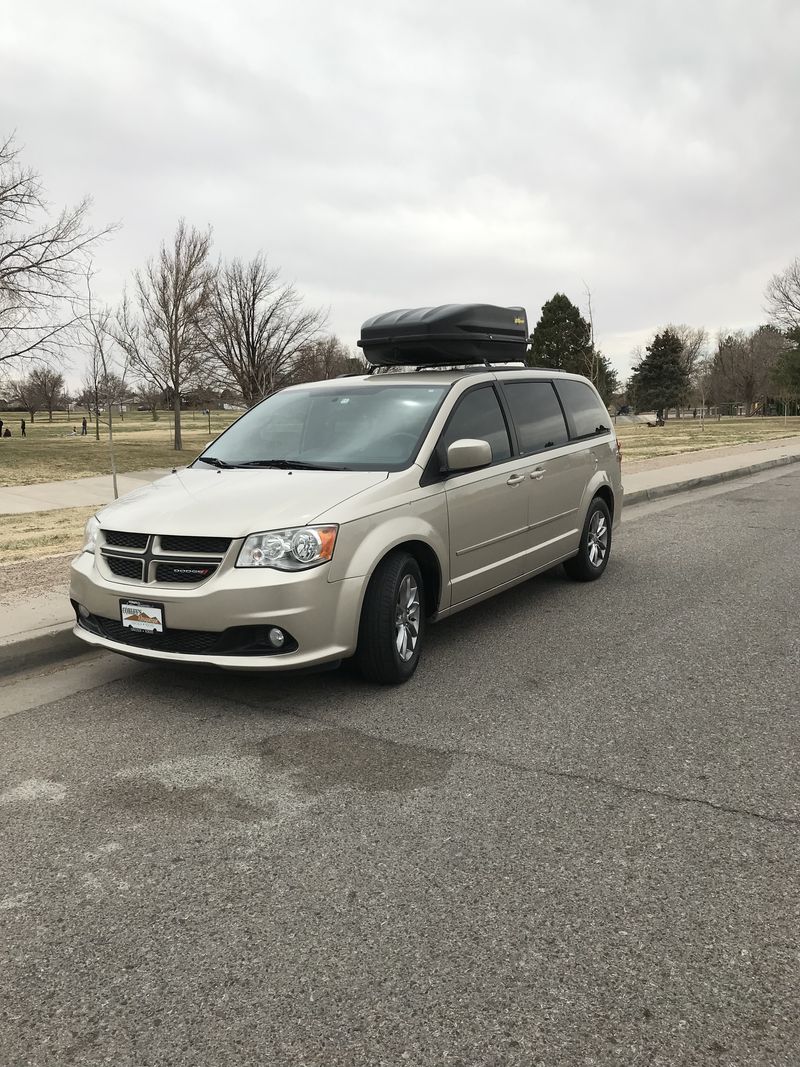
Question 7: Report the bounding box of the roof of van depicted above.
[285,366,594,390]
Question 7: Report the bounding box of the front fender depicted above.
[328,494,450,608]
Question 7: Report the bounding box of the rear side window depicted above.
[441,386,511,463]
[502,381,568,455]
[555,379,611,439]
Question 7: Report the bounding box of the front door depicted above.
[441,385,530,605]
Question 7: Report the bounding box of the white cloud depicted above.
[3,0,799,382]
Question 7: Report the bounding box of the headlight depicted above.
[83,515,100,554]
[236,525,338,570]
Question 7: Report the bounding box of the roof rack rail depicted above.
[409,361,529,372]
[335,361,555,376]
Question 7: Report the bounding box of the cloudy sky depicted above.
[4,0,799,381]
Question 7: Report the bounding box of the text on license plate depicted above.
[120,601,164,632]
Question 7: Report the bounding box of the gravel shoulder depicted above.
[0,554,72,603]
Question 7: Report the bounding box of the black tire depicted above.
[563,496,612,582]
[356,552,425,685]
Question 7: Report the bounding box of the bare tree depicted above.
[669,325,707,378]
[12,372,42,421]
[583,281,597,383]
[713,326,786,415]
[116,220,213,449]
[765,257,800,332]
[133,379,162,421]
[691,353,715,429]
[86,272,130,497]
[665,325,707,416]
[292,335,365,383]
[81,342,104,441]
[29,366,64,421]
[0,134,114,369]
[202,254,326,406]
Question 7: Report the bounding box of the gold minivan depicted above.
[71,307,622,684]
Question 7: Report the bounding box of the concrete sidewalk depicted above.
[2,438,800,674]
[0,468,172,515]
[623,437,800,503]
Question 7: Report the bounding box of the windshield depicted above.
[197,383,449,471]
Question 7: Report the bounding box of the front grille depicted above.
[106,556,144,580]
[155,562,218,584]
[105,530,148,549]
[76,612,297,657]
[159,535,231,554]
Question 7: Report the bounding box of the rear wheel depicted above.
[356,552,425,684]
[563,497,612,582]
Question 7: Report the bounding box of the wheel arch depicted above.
[592,482,615,521]
[362,539,442,619]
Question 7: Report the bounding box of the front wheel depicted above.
[356,552,425,684]
[563,497,612,582]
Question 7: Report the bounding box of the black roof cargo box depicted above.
[358,303,528,367]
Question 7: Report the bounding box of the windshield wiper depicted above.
[233,459,350,471]
[196,455,236,469]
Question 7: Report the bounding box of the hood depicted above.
[96,467,388,538]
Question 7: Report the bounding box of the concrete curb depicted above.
[623,452,800,506]
[0,623,94,680]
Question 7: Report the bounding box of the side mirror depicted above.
[446,438,492,472]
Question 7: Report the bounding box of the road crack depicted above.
[163,680,800,828]
[290,710,800,829]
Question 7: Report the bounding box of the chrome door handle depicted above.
[506,472,526,486]
[530,467,546,480]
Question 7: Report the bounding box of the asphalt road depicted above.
[2,467,799,1067]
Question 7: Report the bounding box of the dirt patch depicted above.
[0,555,72,603]
[0,507,93,564]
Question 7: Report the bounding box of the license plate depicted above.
[120,600,165,633]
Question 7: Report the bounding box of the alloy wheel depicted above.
[587,510,609,567]
[394,574,420,662]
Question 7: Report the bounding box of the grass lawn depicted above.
[0,409,239,488]
[0,505,95,564]
[615,416,800,462]
[3,409,799,487]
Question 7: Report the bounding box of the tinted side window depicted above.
[441,386,511,463]
[502,381,568,454]
[555,380,611,439]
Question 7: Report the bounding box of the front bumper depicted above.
[69,550,364,671]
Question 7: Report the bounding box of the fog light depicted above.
[268,627,285,648]
[78,604,90,619]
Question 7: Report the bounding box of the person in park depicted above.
[20,418,26,437]
[2,428,10,438]
[0,418,3,436]
[81,416,87,436]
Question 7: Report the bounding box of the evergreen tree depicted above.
[772,339,800,397]
[527,293,592,374]
[630,329,689,419]
[594,352,619,405]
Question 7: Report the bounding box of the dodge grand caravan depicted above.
[70,304,622,684]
